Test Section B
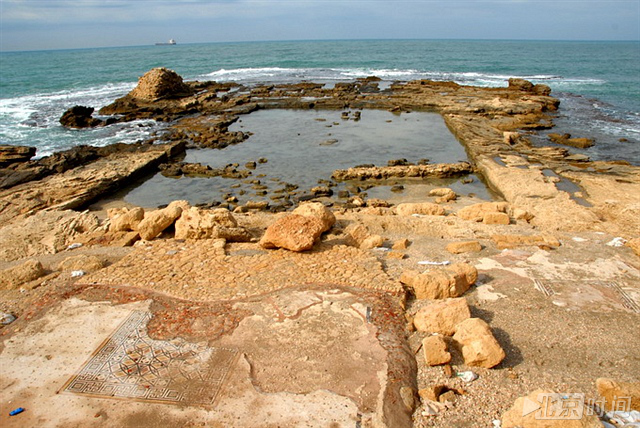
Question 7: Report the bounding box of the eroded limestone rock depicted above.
[259,214,326,252]
[0,259,45,290]
[453,318,505,369]
[413,298,471,335]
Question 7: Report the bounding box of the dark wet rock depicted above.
[388,159,411,167]
[59,106,104,128]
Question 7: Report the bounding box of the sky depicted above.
[1,0,639,51]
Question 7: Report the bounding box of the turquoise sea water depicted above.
[1,39,639,161]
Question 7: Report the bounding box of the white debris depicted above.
[456,370,478,382]
[67,243,83,250]
[418,260,451,266]
[71,270,85,278]
[606,237,627,247]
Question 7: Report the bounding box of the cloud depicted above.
[1,0,638,50]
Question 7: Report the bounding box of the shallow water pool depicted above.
[123,109,491,208]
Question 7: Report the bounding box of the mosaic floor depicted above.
[533,280,640,313]
[61,311,238,406]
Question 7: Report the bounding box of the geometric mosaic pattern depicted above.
[533,280,640,314]
[61,311,238,406]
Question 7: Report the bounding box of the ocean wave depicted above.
[199,67,605,89]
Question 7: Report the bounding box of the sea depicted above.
[0,39,639,205]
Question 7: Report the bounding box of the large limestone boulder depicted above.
[292,202,336,232]
[174,207,240,240]
[413,298,471,335]
[400,263,477,300]
[108,207,145,232]
[502,389,603,427]
[129,67,194,101]
[137,200,186,240]
[396,202,446,216]
[596,378,640,411]
[260,214,326,252]
[453,318,505,368]
[0,259,46,290]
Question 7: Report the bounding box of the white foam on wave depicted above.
[200,67,603,90]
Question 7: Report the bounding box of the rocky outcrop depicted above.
[331,162,473,181]
[59,106,104,128]
[548,133,594,149]
[0,142,184,224]
[130,67,194,101]
[0,145,36,166]
[453,318,505,368]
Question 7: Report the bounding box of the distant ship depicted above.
[155,39,177,46]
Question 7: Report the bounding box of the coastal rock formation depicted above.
[548,132,595,148]
[59,106,104,128]
[0,142,184,224]
[453,318,505,368]
[0,145,36,166]
[130,67,194,101]
[331,162,473,181]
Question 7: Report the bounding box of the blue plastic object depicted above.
[9,407,25,416]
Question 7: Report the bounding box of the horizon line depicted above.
[2,36,639,54]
